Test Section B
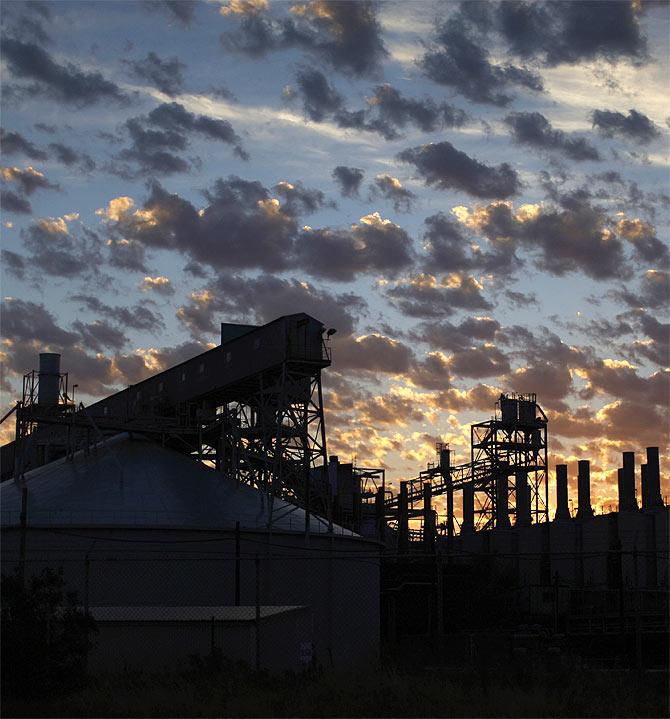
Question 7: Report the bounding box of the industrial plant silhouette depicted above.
[1,314,667,714]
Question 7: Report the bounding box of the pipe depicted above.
[515,470,531,527]
[555,464,571,520]
[440,447,453,540]
[576,460,594,520]
[644,447,663,509]
[620,452,637,511]
[423,482,434,553]
[496,472,511,529]
[398,481,409,553]
[462,482,474,533]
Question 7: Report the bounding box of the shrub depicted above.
[1,566,97,699]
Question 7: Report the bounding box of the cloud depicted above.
[126,52,186,96]
[332,166,364,197]
[104,178,294,271]
[116,102,247,176]
[295,67,344,122]
[1,166,59,195]
[145,0,197,26]
[221,0,388,78]
[294,212,414,282]
[1,249,27,279]
[384,273,492,318]
[420,211,521,277]
[410,316,501,350]
[20,217,103,278]
[101,179,411,282]
[220,1,269,16]
[106,238,148,273]
[398,141,521,199]
[273,179,335,215]
[494,0,648,66]
[504,111,601,161]
[1,36,129,106]
[47,142,96,172]
[70,294,165,333]
[292,70,467,140]
[71,319,128,352]
[504,289,539,308]
[591,108,661,144]
[1,0,52,45]
[0,129,48,160]
[616,269,669,310]
[455,199,630,281]
[366,83,467,133]
[420,11,543,106]
[1,190,32,214]
[140,275,175,296]
[333,333,414,374]
[409,316,509,380]
[176,274,366,339]
[616,217,668,265]
[1,298,78,346]
[369,174,416,213]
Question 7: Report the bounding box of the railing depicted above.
[0,509,357,536]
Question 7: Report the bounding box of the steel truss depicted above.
[213,361,329,523]
[471,393,548,530]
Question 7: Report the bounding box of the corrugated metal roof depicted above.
[0,434,354,535]
[87,605,306,622]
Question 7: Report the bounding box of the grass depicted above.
[3,658,668,718]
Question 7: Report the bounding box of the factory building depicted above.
[1,317,667,671]
[1,315,381,671]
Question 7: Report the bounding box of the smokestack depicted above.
[462,481,474,533]
[440,447,454,540]
[37,353,61,405]
[643,447,663,509]
[617,468,623,510]
[496,472,511,529]
[576,460,594,520]
[640,464,649,508]
[515,470,531,527]
[620,452,638,511]
[555,464,571,520]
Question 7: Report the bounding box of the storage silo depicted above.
[0,434,381,672]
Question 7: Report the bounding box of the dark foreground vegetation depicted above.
[3,657,668,718]
[3,567,668,718]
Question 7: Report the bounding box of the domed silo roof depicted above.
[0,433,352,535]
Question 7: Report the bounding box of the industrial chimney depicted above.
[37,353,61,406]
[619,452,638,511]
[576,460,594,520]
[555,464,571,521]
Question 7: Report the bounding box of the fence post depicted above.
[19,487,28,583]
[235,521,241,606]
[84,554,90,615]
[255,553,261,672]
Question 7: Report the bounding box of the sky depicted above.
[1,0,669,514]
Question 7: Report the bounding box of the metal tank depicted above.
[37,353,61,405]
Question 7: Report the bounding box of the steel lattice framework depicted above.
[470,393,548,530]
[213,361,330,523]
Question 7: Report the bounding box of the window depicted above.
[226,352,232,363]
[158,381,164,392]
[253,338,261,350]
[198,363,204,374]
[181,372,186,382]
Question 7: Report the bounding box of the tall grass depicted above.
[4,659,668,718]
